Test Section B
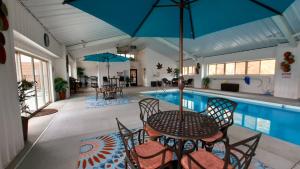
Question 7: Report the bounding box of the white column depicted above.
[0,0,24,168]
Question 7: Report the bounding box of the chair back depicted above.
[119,76,125,81]
[224,133,262,169]
[187,78,193,84]
[162,78,168,83]
[138,98,160,124]
[206,97,237,130]
[90,76,98,88]
[116,118,144,168]
[103,76,108,82]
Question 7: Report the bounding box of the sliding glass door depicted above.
[19,54,37,111]
[15,52,51,112]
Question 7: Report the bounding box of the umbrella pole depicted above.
[179,0,185,120]
[107,61,110,79]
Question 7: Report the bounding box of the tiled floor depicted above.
[11,87,300,169]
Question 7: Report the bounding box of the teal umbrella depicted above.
[84,52,129,78]
[65,0,295,116]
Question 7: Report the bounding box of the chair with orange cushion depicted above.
[181,133,262,169]
[138,98,162,140]
[116,118,174,169]
[199,98,237,151]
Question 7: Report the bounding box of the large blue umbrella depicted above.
[84,52,129,78]
[65,0,295,115]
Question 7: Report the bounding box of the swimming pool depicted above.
[144,90,300,146]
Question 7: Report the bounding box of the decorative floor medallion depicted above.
[78,131,272,169]
[78,133,125,169]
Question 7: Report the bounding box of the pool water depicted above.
[146,90,300,146]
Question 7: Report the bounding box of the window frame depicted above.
[183,66,195,75]
[208,58,275,77]
[246,60,261,75]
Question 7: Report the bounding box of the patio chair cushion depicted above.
[201,131,223,143]
[144,124,161,138]
[133,140,173,169]
[181,149,233,169]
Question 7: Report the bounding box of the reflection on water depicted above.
[234,113,271,134]
[183,98,194,110]
[148,91,300,145]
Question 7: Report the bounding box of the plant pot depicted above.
[58,91,66,100]
[21,116,29,141]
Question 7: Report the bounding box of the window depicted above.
[235,62,246,75]
[183,67,188,75]
[260,59,275,75]
[183,66,195,75]
[225,63,235,75]
[208,64,216,75]
[216,64,224,75]
[247,61,260,75]
[119,53,135,59]
[15,52,51,112]
[188,66,195,75]
[208,59,275,76]
[68,64,72,77]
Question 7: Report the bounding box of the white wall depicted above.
[77,60,130,86]
[0,0,24,168]
[12,0,69,101]
[13,0,64,58]
[195,47,277,94]
[274,43,300,99]
[139,48,177,87]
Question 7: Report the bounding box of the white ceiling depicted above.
[20,0,300,58]
[164,18,288,57]
[20,0,126,47]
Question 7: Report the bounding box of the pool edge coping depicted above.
[140,89,300,112]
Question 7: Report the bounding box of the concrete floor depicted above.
[12,87,300,169]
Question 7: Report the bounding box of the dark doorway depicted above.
[130,69,137,86]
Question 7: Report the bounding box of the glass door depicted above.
[34,59,46,108]
[20,54,37,112]
[42,61,50,103]
[15,52,51,112]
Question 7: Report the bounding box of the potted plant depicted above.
[18,79,35,141]
[125,76,131,87]
[54,77,68,100]
[202,77,210,89]
[173,68,179,78]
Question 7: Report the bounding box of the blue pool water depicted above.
[146,90,300,146]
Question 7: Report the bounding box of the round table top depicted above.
[147,110,219,140]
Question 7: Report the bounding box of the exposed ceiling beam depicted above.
[67,35,131,50]
[154,38,197,61]
[272,15,297,47]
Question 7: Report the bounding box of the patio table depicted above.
[147,110,218,167]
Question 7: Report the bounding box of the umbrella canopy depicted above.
[65,0,295,116]
[84,52,129,79]
[84,52,129,62]
[64,0,295,39]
